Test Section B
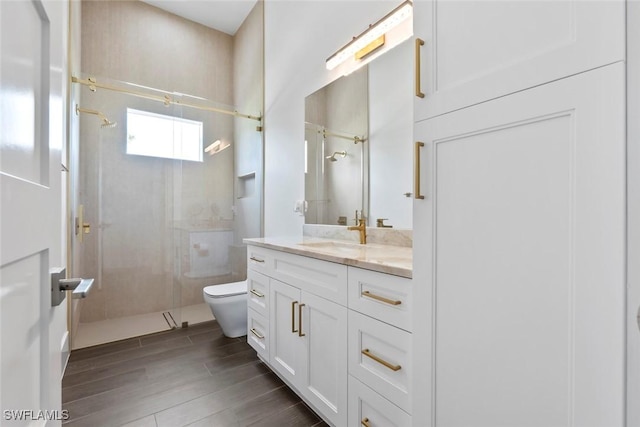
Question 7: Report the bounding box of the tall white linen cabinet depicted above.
[411,1,627,426]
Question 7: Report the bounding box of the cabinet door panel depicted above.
[413,63,625,426]
[247,309,269,360]
[348,376,411,427]
[349,310,412,413]
[247,245,273,274]
[247,270,269,317]
[269,279,303,385]
[348,267,412,332]
[414,0,624,120]
[300,292,348,427]
[271,249,348,305]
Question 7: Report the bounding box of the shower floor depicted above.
[72,303,214,349]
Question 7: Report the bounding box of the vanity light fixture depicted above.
[325,0,413,71]
[205,139,230,156]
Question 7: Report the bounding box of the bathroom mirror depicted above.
[304,67,368,226]
[304,39,414,229]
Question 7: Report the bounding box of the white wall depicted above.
[627,2,640,424]
[234,1,264,246]
[264,0,406,237]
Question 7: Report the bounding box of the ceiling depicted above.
[140,0,258,35]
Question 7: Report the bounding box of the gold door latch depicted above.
[76,205,91,242]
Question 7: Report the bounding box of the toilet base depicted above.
[203,284,248,338]
[206,303,247,338]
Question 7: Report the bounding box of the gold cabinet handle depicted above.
[415,38,425,98]
[250,328,264,339]
[249,256,265,263]
[291,301,298,333]
[415,141,425,200]
[362,348,401,371]
[361,290,401,306]
[298,303,306,337]
[361,418,371,427]
[250,289,264,298]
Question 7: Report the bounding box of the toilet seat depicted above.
[203,281,246,298]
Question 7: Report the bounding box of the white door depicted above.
[269,279,303,386]
[413,0,624,121]
[413,63,625,426]
[0,0,68,424]
[628,2,640,424]
[299,291,347,427]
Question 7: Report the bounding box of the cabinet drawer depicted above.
[348,267,412,332]
[247,270,269,317]
[247,309,269,360]
[348,376,411,427]
[271,249,348,306]
[247,245,273,274]
[349,311,412,413]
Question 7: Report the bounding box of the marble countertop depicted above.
[244,236,412,278]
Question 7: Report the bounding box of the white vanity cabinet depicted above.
[347,266,413,426]
[247,246,348,427]
[412,61,626,425]
[413,0,625,122]
[246,243,413,426]
[247,270,269,360]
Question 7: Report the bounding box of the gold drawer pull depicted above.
[298,303,306,337]
[291,301,299,333]
[249,256,265,263]
[250,289,264,298]
[362,290,401,306]
[250,328,264,339]
[362,348,401,371]
[361,417,371,427]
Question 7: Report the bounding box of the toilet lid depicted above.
[203,281,247,298]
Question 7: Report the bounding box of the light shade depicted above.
[326,0,413,71]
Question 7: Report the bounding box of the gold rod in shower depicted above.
[321,129,366,144]
[71,76,262,122]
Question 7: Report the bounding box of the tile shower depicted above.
[74,87,246,348]
[72,0,263,348]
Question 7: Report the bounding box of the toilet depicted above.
[203,280,248,338]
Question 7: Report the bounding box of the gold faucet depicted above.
[348,218,367,244]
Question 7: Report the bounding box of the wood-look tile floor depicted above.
[62,320,328,427]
